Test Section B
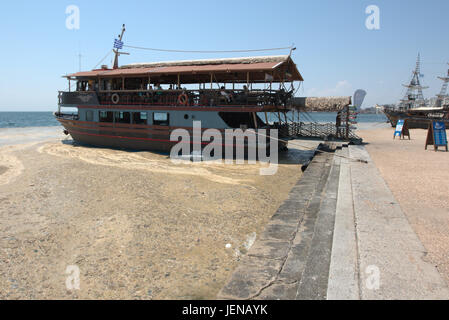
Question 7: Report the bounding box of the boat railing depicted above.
[277,121,361,142]
[60,89,293,107]
[58,91,100,105]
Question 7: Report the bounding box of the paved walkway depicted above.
[218,144,449,300]
[331,145,449,299]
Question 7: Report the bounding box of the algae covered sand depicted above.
[0,128,308,299]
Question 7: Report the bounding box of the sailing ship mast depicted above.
[399,53,429,110]
[434,63,449,108]
[113,24,129,69]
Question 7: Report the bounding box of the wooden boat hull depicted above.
[383,108,449,129]
[56,118,284,156]
[59,118,177,152]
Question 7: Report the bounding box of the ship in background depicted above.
[383,55,449,128]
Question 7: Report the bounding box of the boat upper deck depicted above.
[59,55,304,110]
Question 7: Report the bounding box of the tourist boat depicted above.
[55,26,305,155]
[382,56,449,129]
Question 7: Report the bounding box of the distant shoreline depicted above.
[0,111,55,113]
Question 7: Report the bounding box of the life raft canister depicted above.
[111,93,120,104]
[177,93,189,106]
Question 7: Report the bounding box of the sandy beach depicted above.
[357,126,449,286]
[0,126,311,299]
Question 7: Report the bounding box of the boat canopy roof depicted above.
[65,55,304,83]
[291,96,352,112]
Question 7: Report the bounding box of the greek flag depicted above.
[114,39,123,49]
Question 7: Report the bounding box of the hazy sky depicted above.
[0,0,448,111]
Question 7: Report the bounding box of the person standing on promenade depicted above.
[336,111,342,138]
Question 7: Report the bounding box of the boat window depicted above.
[86,110,93,121]
[153,112,169,126]
[115,111,131,124]
[99,111,113,122]
[132,112,148,124]
[76,81,88,92]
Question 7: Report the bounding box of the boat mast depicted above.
[399,53,429,110]
[435,63,449,108]
[113,24,127,69]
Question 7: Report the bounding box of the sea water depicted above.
[0,112,59,128]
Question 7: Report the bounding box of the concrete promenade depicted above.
[218,144,449,300]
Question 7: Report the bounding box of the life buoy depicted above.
[111,93,120,104]
[177,93,189,106]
